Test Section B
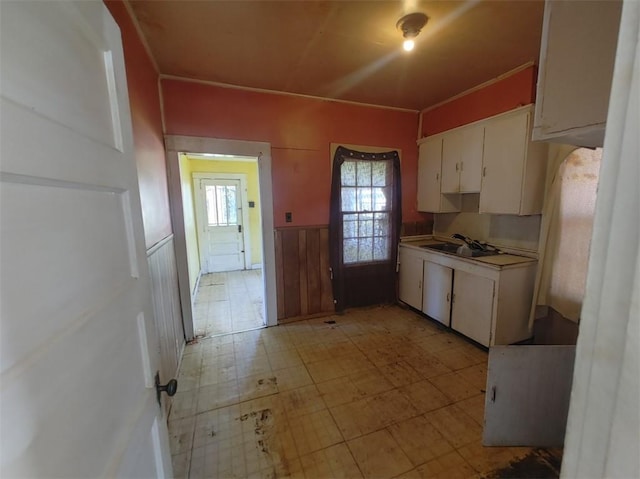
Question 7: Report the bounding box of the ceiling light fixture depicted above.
[396,12,428,52]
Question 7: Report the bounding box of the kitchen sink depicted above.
[420,242,499,257]
[420,242,460,253]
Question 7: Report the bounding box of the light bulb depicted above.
[403,39,415,52]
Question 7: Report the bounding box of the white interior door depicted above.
[196,177,246,273]
[0,1,171,477]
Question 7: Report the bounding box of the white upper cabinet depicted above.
[480,107,548,215]
[441,124,484,194]
[533,0,622,147]
[418,105,546,216]
[459,124,484,192]
[417,136,460,213]
[441,130,463,193]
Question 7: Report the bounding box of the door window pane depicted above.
[340,159,393,264]
[206,184,238,226]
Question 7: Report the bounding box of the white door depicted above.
[0,2,172,477]
[196,178,246,273]
[422,261,453,326]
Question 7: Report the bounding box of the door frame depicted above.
[193,172,252,272]
[165,135,278,339]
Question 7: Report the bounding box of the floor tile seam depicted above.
[425,373,485,403]
[194,389,282,417]
[344,428,414,479]
[451,445,486,474]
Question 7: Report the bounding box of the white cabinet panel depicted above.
[417,137,442,212]
[459,124,484,192]
[417,136,460,213]
[483,345,575,446]
[441,125,483,194]
[480,111,528,215]
[441,130,462,193]
[480,107,547,215]
[422,261,453,326]
[451,270,494,347]
[398,247,424,310]
[533,1,622,147]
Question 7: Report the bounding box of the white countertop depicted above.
[400,237,537,268]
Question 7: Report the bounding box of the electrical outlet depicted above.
[285,212,292,223]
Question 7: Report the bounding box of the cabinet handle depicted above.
[455,162,459,172]
[446,292,450,302]
[436,173,439,180]
[483,166,486,177]
[418,280,422,290]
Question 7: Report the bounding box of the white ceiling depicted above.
[128,0,545,111]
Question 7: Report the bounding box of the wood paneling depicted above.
[147,235,184,412]
[275,226,334,321]
[401,219,434,236]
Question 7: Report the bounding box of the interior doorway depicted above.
[183,155,265,337]
[164,136,278,341]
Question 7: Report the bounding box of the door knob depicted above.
[155,372,178,406]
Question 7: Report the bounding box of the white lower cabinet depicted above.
[451,270,495,346]
[422,262,453,326]
[399,244,537,347]
[398,246,424,310]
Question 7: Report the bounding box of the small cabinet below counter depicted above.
[451,270,494,346]
[422,261,453,327]
[398,243,537,347]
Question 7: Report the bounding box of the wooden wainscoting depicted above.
[147,235,185,405]
[275,226,334,321]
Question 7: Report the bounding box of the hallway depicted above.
[193,270,265,338]
[169,306,562,478]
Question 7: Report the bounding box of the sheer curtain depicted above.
[329,146,401,312]
[531,147,602,324]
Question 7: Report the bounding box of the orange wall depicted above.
[105,1,172,248]
[421,66,537,137]
[161,80,425,228]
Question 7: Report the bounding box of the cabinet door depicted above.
[459,124,484,192]
[422,261,453,326]
[480,111,529,214]
[451,270,494,346]
[441,130,462,193]
[533,1,621,147]
[483,346,576,446]
[398,247,424,310]
[417,138,442,212]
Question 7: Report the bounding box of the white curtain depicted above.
[532,147,602,323]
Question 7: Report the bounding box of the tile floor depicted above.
[170,305,562,478]
[193,270,265,337]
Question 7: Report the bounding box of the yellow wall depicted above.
[179,153,202,295]
[187,158,263,267]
